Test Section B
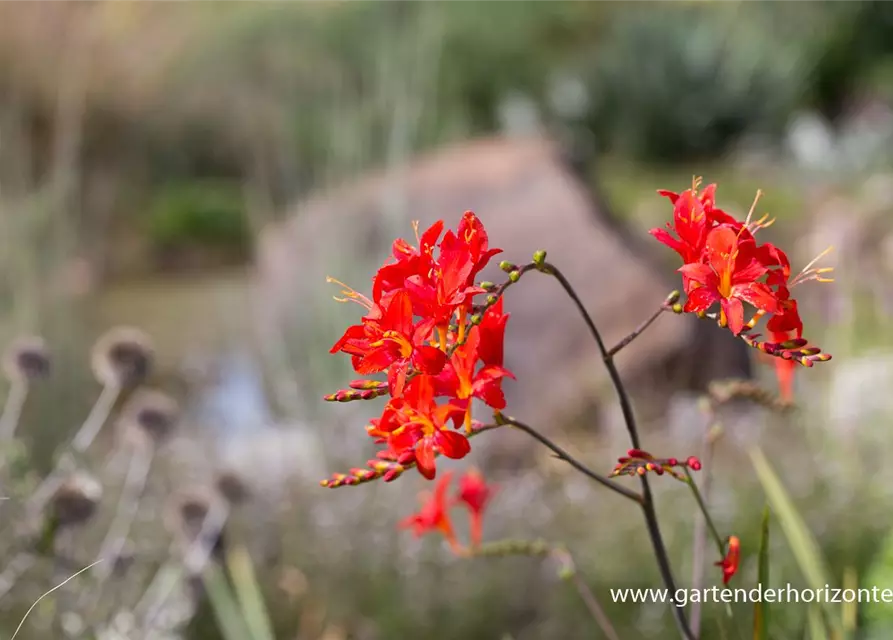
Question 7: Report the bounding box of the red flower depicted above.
[715,536,741,585]
[403,212,500,339]
[435,299,514,433]
[330,289,446,396]
[399,472,462,553]
[455,468,495,548]
[650,188,711,268]
[372,220,443,305]
[680,225,779,335]
[373,376,471,479]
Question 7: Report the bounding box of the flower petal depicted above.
[415,439,437,479]
[722,297,745,335]
[683,287,719,313]
[413,345,448,375]
[435,429,471,460]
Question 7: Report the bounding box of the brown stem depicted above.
[539,262,694,640]
[497,415,642,504]
[606,292,679,358]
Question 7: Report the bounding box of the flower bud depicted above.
[508,271,520,283]
[498,260,516,273]
[532,250,547,267]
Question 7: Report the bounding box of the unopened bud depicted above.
[498,261,516,273]
[686,456,702,471]
[470,314,482,326]
[532,250,547,267]
[479,281,495,291]
[666,290,681,305]
[486,295,498,305]
[508,271,520,283]
[672,303,683,314]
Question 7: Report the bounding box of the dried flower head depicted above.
[51,472,103,528]
[91,327,154,388]
[165,488,226,562]
[215,468,251,506]
[117,389,179,448]
[3,335,51,383]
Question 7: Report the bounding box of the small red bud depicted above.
[686,456,702,471]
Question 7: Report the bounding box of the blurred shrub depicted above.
[146,181,248,256]
[804,1,893,122]
[581,5,807,162]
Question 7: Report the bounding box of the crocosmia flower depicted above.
[715,535,741,585]
[371,375,471,480]
[455,468,495,548]
[680,225,779,335]
[399,472,461,552]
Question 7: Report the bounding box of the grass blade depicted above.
[753,504,770,640]
[226,545,277,640]
[749,446,842,638]
[202,564,255,640]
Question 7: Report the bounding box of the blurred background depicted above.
[1,1,893,638]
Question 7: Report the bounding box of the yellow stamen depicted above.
[438,327,447,352]
[412,220,421,246]
[790,246,834,288]
[457,308,467,344]
[743,189,762,228]
[464,405,473,435]
[326,276,373,310]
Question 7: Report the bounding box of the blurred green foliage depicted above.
[581,5,804,161]
[146,181,248,256]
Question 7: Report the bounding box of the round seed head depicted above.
[118,389,180,448]
[215,469,251,506]
[165,488,214,541]
[3,336,51,383]
[91,327,154,388]
[51,472,102,528]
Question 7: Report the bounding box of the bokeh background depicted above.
[1,2,893,638]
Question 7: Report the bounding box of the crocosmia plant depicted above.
[321,180,833,639]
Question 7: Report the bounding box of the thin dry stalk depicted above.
[0,378,29,441]
[87,444,155,600]
[26,382,120,516]
[137,496,230,634]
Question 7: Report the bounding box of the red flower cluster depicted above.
[651,179,833,400]
[326,212,514,480]
[399,469,496,552]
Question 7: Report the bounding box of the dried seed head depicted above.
[117,389,179,448]
[3,336,51,383]
[51,472,102,528]
[215,469,251,506]
[166,489,214,541]
[165,488,226,563]
[91,327,154,388]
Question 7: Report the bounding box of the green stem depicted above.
[470,540,621,640]
[538,261,694,640]
[684,467,724,556]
